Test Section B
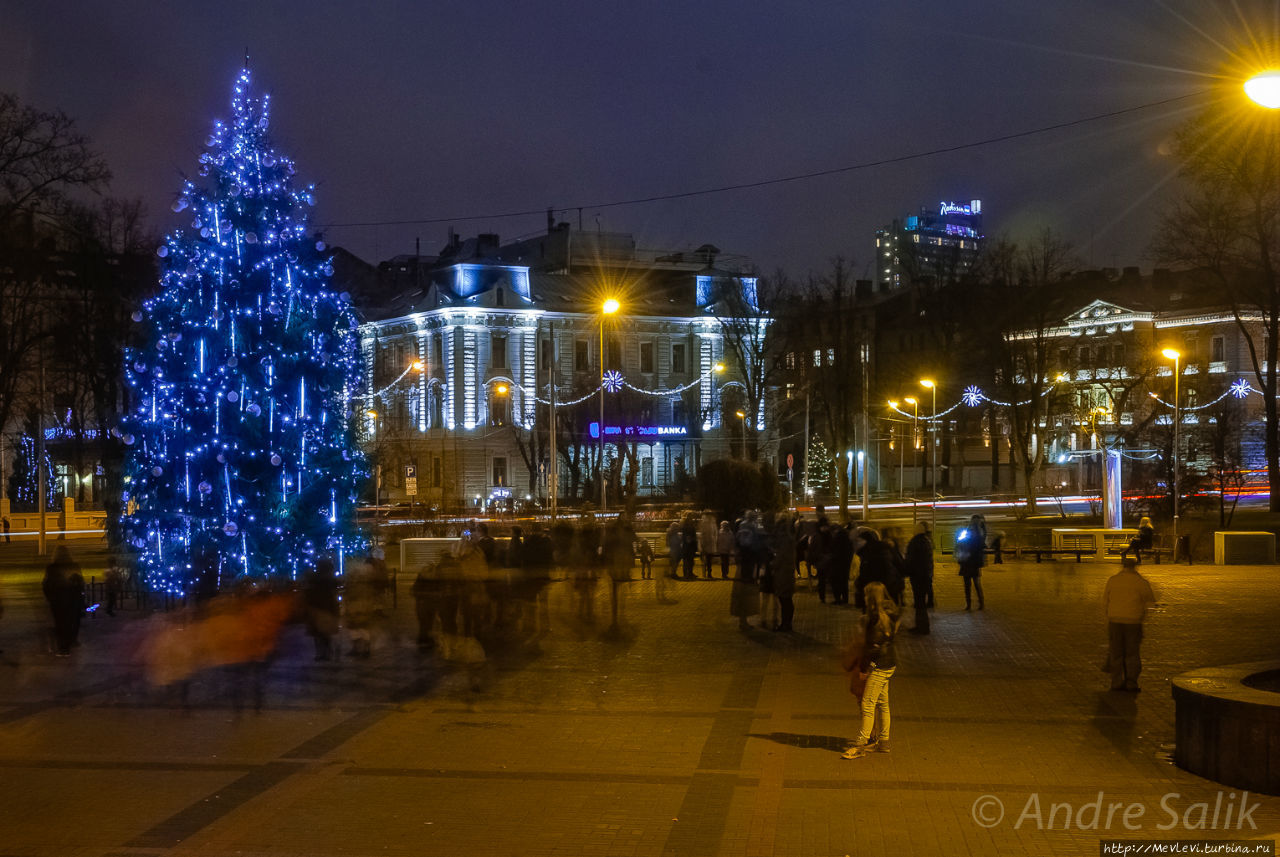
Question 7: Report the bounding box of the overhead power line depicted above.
[318,90,1209,230]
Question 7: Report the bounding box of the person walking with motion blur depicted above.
[659,521,681,604]
[104,556,127,617]
[303,557,341,660]
[955,514,987,611]
[769,517,796,632]
[1103,557,1157,692]
[680,514,699,580]
[842,581,901,758]
[905,522,934,634]
[43,546,85,656]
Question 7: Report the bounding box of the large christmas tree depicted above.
[121,67,364,593]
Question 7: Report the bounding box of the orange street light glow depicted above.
[1245,71,1280,109]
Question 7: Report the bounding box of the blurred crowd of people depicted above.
[22,511,975,701]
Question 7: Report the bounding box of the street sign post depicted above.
[405,464,417,497]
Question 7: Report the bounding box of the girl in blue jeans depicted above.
[843,582,901,758]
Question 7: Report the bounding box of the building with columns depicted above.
[355,226,770,512]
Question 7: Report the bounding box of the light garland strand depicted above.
[351,362,417,401]
[362,366,719,409]
[1148,380,1255,412]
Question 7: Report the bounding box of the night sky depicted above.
[2,2,1270,277]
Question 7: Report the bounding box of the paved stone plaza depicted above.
[0,550,1278,857]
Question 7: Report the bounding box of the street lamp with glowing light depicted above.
[889,400,905,498]
[1245,71,1280,109]
[904,396,920,493]
[598,298,621,510]
[919,379,938,525]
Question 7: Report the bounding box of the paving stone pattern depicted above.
[0,556,1277,856]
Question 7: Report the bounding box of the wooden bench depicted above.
[1022,547,1089,563]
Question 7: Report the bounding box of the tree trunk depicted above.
[1023,460,1040,514]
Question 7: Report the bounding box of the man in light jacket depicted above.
[1103,557,1157,692]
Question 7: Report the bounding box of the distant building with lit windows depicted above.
[875,199,984,292]
[352,224,770,512]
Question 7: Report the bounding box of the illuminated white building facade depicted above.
[356,231,769,511]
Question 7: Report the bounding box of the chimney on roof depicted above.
[477,233,500,257]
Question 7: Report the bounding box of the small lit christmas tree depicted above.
[121,67,364,593]
[7,435,60,512]
[805,436,834,498]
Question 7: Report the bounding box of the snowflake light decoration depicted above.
[1230,378,1252,399]
[603,370,625,393]
[961,386,984,407]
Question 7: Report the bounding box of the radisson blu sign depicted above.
[939,200,981,216]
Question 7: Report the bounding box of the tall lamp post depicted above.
[599,297,620,512]
[735,410,747,459]
[904,396,919,495]
[919,379,938,529]
[712,361,725,456]
[1163,347,1181,559]
[889,400,904,499]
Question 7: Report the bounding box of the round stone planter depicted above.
[1172,661,1280,795]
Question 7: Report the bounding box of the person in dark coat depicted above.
[104,557,127,617]
[43,546,85,656]
[680,514,699,580]
[828,524,855,606]
[605,519,635,630]
[635,534,654,580]
[303,557,341,659]
[809,517,831,600]
[1121,516,1156,562]
[879,526,907,605]
[854,528,901,609]
[729,514,761,630]
[956,514,987,610]
[475,524,497,566]
[904,522,934,634]
[769,518,797,631]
